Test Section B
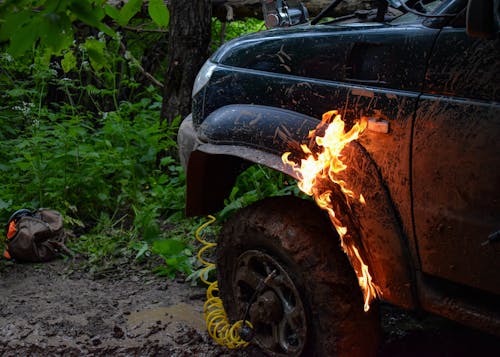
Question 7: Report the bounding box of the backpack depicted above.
[3,208,69,262]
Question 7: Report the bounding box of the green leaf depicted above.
[152,239,186,257]
[148,0,169,28]
[0,198,12,210]
[159,156,175,167]
[7,19,40,57]
[61,51,77,73]
[134,242,149,260]
[153,265,175,278]
[41,0,65,13]
[142,220,160,242]
[6,88,29,97]
[0,10,33,42]
[39,12,73,54]
[67,0,115,37]
[83,38,107,71]
[118,0,143,26]
[104,4,121,21]
[68,0,104,28]
[97,22,115,37]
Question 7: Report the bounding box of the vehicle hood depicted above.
[211,24,391,83]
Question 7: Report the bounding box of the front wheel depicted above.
[216,196,380,356]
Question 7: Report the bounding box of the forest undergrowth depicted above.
[0,2,297,279]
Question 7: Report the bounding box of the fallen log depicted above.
[213,0,372,19]
[108,1,373,21]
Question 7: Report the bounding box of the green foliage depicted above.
[0,4,296,280]
[211,17,265,52]
[0,15,180,273]
[0,0,113,57]
[61,51,77,73]
[218,165,305,220]
[1,87,170,218]
[103,0,169,29]
[0,0,170,75]
[152,238,193,278]
[115,0,143,26]
[148,0,170,28]
[82,37,108,71]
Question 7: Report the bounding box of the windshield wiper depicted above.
[311,0,457,25]
[311,0,393,24]
[399,0,457,18]
[310,0,344,25]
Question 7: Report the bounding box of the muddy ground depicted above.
[0,259,498,357]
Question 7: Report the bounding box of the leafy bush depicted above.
[0,17,183,271]
[211,17,265,52]
[152,238,193,278]
[218,165,304,220]
[0,0,169,58]
[0,7,297,278]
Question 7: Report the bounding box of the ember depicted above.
[282,110,379,311]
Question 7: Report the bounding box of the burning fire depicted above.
[282,110,379,311]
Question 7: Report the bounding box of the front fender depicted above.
[184,105,316,216]
[183,104,415,308]
[198,104,320,157]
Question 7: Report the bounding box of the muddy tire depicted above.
[217,196,380,357]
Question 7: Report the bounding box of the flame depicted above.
[282,110,379,311]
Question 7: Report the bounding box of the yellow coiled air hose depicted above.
[195,215,253,349]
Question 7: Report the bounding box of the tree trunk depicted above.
[160,0,212,127]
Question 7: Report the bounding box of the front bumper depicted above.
[177,114,201,170]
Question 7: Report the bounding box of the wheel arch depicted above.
[185,144,292,216]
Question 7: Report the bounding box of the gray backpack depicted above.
[4,209,69,262]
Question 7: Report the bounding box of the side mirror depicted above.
[466,0,499,38]
[261,0,309,29]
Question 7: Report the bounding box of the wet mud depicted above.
[0,260,498,356]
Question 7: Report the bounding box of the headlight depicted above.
[192,60,217,97]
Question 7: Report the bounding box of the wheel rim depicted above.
[233,250,308,356]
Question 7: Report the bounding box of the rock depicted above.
[112,325,125,339]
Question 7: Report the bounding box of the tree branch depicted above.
[122,25,169,33]
[119,42,164,88]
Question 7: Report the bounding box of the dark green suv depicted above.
[178,1,499,355]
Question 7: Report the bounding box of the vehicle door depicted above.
[412,10,500,294]
[324,19,441,304]
[337,21,439,252]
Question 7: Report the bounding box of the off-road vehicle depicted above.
[178,0,500,355]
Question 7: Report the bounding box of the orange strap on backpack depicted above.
[3,220,17,259]
[4,209,32,260]
[7,220,16,239]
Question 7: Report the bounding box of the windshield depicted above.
[311,0,454,26]
[389,0,447,24]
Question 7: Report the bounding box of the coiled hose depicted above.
[195,215,252,349]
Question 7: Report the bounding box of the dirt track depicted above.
[1,259,499,356]
[0,259,262,356]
